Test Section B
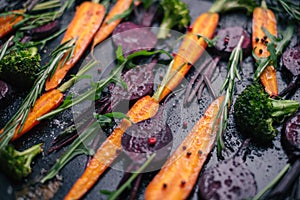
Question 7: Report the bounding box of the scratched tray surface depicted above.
[0,0,299,200]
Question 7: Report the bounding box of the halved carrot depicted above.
[145,96,224,200]
[252,3,278,96]
[156,12,219,101]
[64,95,159,200]
[0,89,64,141]
[91,0,135,49]
[0,10,24,39]
[45,2,106,91]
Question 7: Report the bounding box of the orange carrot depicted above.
[0,89,64,141]
[0,10,24,39]
[45,2,106,91]
[64,11,219,200]
[64,95,159,200]
[156,12,219,101]
[252,3,278,96]
[91,0,135,49]
[145,96,224,200]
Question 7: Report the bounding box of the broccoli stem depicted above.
[157,18,173,39]
[15,143,43,166]
[271,99,299,119]
[209,0,256,14]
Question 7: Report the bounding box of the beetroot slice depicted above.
[283,112,300,156]
[282,46,300,76]
[121,110,173,166]
[199,140,256,200]
[213,26,251,58]
[112,22,157,57]
[0,80,15,110]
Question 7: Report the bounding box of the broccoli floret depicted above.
[157,0,191,39]
[0,47,41,89]
[0,143,42,182]
[234,82,299,141]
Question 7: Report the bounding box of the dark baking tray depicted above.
[0,0,299,199]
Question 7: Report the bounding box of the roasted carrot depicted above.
[64,13,219,200]
[64,0,257,197]
[0,10,24,39]
[65,9,220,200]
[0,89,64,140]
[156,12,219,101]
[91,0,134,49]
[145,96,224,200]
[64,95,159,200]
[45,2,106,91]
[12,89,64,140]
[252,1,278,96]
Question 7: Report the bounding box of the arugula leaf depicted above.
[254,25,294,80]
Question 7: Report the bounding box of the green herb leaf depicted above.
[216,35,244,157]
[102,153,156,200]
[40,121,99,183]
[254,25,294,80]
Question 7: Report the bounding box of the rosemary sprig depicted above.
[38,47,171,120]
[0,36,13,60]
[252,163,291,200]
[0,39,76,150]
[100,153,156,200]
[215,36,244,157]
[13,0,75,31]
[253,25,294,81]
[41,111,129,183]
[277,0,300,21]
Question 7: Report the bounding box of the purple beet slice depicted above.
[213,26,251,59]
[112,22,157,57]
[121,110,173,168]
[199,140,257,200]
[0,80,15,110]
[282,111,300,157]
[109,61,155,108]
[280,46,300,97]
[282,46,300,77]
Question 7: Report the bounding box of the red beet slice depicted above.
[0,80,15,109]
[280,46,300,97]
[199,140,257,200]
[282,46,300,77]
[109,61,155,108]
[112,22,157,57]
[283,112,300,156]
[27,20,60,40]
[121,110,173,167]
[213,26,251,59]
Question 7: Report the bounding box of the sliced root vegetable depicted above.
[0,10,24,39]
[199,139,257,200]
[156,12,219,101]
[45,2,106,91]
[112,21,157,57]
[252,4,278,96]
[144,96,224,200]
[64,95,159,200]
[213,26,251,59]
[92,0,135,49]
[122,108,173,166]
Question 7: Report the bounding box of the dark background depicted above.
[0,0,299,199]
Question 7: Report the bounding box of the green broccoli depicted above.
[157,0,191,39]
[0,47,41,89]
[0,143,42,182]
[234,82,299,141]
